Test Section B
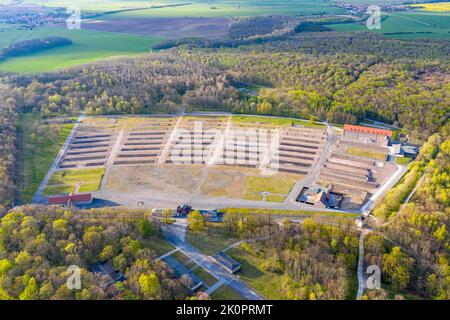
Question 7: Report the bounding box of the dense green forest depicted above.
[0,206,192,300]
[366,122,450,299]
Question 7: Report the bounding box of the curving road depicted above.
[161,223,263,300]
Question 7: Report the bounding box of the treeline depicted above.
[0,37,72,61]
[0,205,195,300]
[0,84,20,214]
[1,52,238,116]
[365,122,450,299]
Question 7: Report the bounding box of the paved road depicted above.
[32,114,85,204]
[161,223,263,300]
[360,163,408,214]
[93,188,350,213]
[100,128,124,191]
[356,229,369,299]
[286,122,336,205]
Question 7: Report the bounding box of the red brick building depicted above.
[47,193,93,206]
[343,124,392,146]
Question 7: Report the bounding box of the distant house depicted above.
[89,262,126,288]
[212,251,241,274]
[297,186,343,209]
[47,193,93,206]
[343,124,393,146]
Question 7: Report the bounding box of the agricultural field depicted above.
[411,2,450,12]
[330,11,450,39]
[0,26,162,73]
[10,0,346,17]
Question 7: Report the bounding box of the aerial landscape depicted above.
[0,0,449,306]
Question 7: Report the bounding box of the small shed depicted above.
[212,251,241,274]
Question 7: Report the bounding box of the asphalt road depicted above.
[162,223,263,300]
[31,114,85,204]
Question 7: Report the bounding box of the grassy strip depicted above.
[186,224,240,256]
[266,195,286,202]
[223,208,359,218]
[193,268,217,288]
[211,285,244,300]
[19,114,74,202]
[346,147,387,161]
[44,168,105,195]
[395,156,412,165]
[232,115,325,128]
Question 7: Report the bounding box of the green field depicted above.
[211,285,244,300]
[18,114,74,202]
[43,167,105,196]
[186,224,240,256]
[330,11,450,39]
[227,246,287,300]
[232,115,325,128]
[0,26,162,73]
[242,175,297,202]
[7,0,346,17]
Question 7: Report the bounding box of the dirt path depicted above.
[100,128,124,191]
[32,114,85,204]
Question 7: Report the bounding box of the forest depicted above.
[0,206,195,300]
[365,122,450,299]
[0,84,19,214]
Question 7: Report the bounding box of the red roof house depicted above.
[47,193,93,205]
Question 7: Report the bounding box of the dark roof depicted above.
[344,124,393,137]
[47,193,92,205]
[213,251,240,271]
[89,262,126,286]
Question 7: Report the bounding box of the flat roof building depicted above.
[343,124,393,146]
[212,251,241,274]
